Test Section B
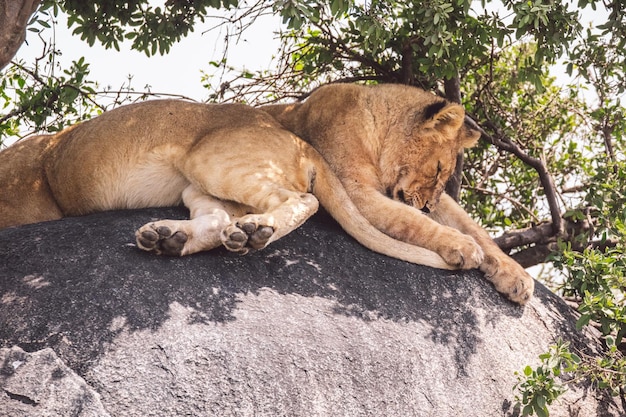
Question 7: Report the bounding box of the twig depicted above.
[467,114,564,237]
[471,186,541,223]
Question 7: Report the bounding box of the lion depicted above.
[0,84,533,304]
[1,98,471,271]
[263,83,534,304]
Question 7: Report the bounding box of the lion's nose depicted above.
[421,205,430,214]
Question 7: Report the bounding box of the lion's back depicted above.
[0,134,64,228]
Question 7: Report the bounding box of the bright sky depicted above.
[13,8,282,102]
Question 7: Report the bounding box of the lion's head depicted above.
[380,99,481,213]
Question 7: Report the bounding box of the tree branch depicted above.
[494,222,555,252]
[468,115,565,237]
[400,43,414,85]
[509,244,554,268]
[492,217,618,267]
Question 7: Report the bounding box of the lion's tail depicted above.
[305,148,453,270]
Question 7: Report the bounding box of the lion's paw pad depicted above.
[136,224,188,256]
[221,225,250,253]
[245,224,274,247]
[221,219,275,253]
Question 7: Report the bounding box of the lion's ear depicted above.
[459,116,482,148]
[407,101,466,138]
[423,101,465,133]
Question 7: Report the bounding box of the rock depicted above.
[0,346,109,417]
[0,207,623,416]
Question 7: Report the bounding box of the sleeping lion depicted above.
[264,84,534,304]
[0,83,533,304]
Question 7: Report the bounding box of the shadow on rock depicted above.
[0,208,519,372]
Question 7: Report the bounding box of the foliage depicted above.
[0,5,198,145]
[41,0,239,56]
[515,337,626,416]
[514,340,580,417]
[215,0,589,95]
[0,42,102,142]
[462,43,587,233]
[558,243,626,338]
[585,335,626,396]
[551,161,626,345]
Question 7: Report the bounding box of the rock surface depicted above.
[0,207,623,416]
[0,346,109,417]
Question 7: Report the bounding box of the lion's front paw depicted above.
[136,222,188,256]
[481,255,534,304]
[438,232,484,269]
[221,215,275,253]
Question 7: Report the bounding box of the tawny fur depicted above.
[0,84,534,304]
[263,84,534,304]
[0,98,453,270]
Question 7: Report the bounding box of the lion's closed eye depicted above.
[429,161,442,184]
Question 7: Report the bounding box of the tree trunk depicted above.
[444,75,464,201]
[0,0,41,70]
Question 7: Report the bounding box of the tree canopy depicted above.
[1,1,625,413]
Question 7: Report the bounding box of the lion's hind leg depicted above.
[220,191,319,253]
[178,125,320,254]
[136,185,247,256]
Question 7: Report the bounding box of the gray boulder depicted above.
[1,346,109,417]
[0,207,623,416]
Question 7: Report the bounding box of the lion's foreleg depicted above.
[428,194,535,304]
[345,184,484,269]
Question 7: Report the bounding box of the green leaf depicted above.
[59,87,80,104]
[523,404,534,416]
[535,404,549,417]
[536,394,546,409]
[605,335,615,347]
[576,314,591,330]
